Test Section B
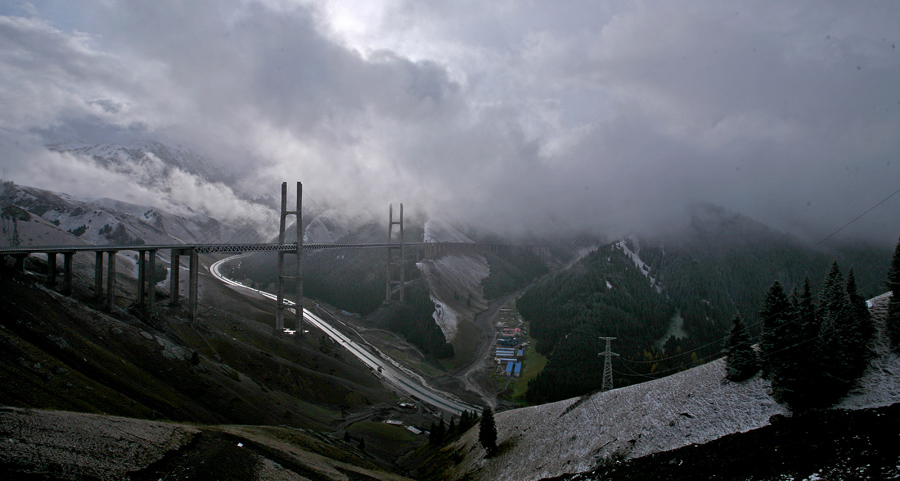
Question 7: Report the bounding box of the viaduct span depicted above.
[0,182,547,334]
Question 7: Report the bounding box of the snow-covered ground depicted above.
[837,292,900,410]
[449,294,900,481]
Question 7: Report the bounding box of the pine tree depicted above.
[787,277,825,411]
[723,313,759,381]
[817,262,853,404]
[887,237,900,351]
[461,410,477,431]
[819,262,846,320]
[759,279,818,408]
[428,421,437,443]
[795,278,818,349]
[460,411,470,431]
[434,417,446,443]
[759,281,793,378]
[846,268,874,374]
[478,407,497,455]
[448,418,456,437]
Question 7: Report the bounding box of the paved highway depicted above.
[209,255,479,416]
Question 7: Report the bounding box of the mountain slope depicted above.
[444,294,900,481]
[515,204,892,399]
[0,263,391,430]
[1,181,260,246]
[0,407,414,481]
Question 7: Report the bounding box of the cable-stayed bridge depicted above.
[1,182,547,414]
[0,182,546,326]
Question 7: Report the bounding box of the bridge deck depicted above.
[0,241,544,255]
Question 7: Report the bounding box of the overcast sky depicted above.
[1,1,898,244]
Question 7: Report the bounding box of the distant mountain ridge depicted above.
[47,140,239,189]
[515,203,893,402]
[1,182,261,247]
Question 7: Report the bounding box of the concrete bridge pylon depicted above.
[385,203,404,304]
[276,181,303,336]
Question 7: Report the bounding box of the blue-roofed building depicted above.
[517,350,524,357]
[506,362,514,374]
[514,363,522,375]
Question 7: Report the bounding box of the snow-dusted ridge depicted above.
[449,293,900,481]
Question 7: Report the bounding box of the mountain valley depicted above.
[2,153,900,480]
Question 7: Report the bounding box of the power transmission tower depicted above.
[599,337,619,391]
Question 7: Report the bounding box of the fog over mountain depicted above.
[1,1,898,244]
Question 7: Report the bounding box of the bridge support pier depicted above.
[106,251,117,311]
[169,250,181,306]
[94,251,103,300]
[137,250,146,309]
[46,253,57,288]
[189,248,199,323]
[61,252,73,296]
[275,181,303,336]
[13,254,26,273]
[166,248,195,320]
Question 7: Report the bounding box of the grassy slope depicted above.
[1,407,415,481]
[0,255,393,431]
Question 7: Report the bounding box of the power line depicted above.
[814,186,900,247]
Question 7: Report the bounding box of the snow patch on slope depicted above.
[417,253,489,340]
[431,295,461,340]
[615,237,661,292]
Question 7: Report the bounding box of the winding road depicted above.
[209,255,480,416]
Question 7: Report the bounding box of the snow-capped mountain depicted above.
[42,139,280,238]
[47,140,238,188]
[0,182,261,247]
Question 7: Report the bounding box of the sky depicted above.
[1,0,899,244]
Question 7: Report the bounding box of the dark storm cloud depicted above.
[2,1,899,244]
